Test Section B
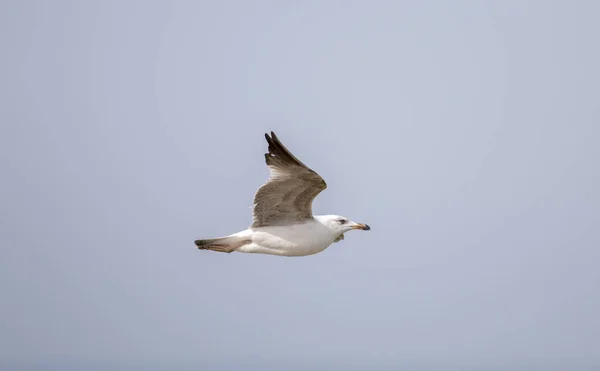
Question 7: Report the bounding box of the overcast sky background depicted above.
[1,1,599,370]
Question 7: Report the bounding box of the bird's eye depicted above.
[338,219,347,224]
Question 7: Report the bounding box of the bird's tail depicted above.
[194,235,249,253]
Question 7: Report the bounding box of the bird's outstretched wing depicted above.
[251,132,327,228]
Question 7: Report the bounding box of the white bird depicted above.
[194,131,370,257]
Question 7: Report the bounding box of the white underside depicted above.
[232,220,339,257]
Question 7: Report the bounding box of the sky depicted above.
[1,1,599,370]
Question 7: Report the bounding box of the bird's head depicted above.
[317,215,371,235]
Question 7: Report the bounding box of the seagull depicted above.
[194,132,370,257]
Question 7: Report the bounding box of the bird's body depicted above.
[194,132,370,257]
[220,216,346,257]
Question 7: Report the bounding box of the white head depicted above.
[315,215,371,235]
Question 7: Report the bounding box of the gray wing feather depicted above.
[251,132,327,227]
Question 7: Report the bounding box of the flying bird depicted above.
[194,132,370,256]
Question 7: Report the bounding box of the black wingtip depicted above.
[265,132,275,148]
[266,131,277,143]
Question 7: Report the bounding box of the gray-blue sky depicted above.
[1,1,599,369]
